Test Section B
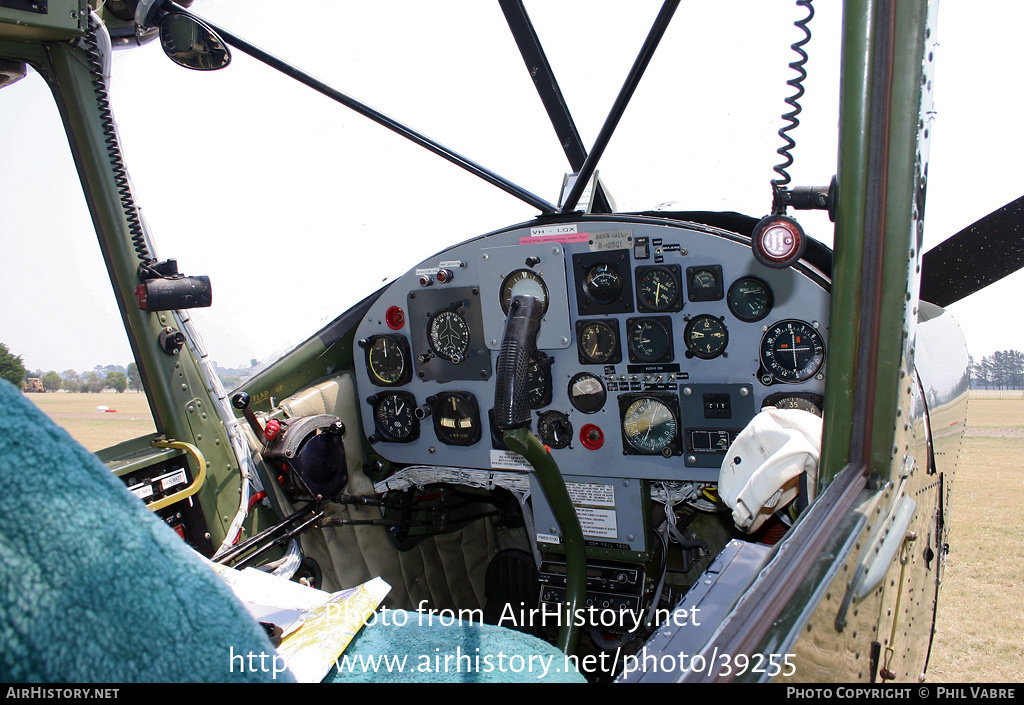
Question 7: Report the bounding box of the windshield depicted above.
[1,0,1022,379]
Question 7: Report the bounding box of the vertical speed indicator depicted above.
[759,320,825,383]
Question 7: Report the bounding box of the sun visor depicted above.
[718,408,822,533]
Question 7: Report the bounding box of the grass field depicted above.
[26,391,156,452]
[22,390,1024,683]
[928,396,1024,683]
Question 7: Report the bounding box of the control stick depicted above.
[493,290,585,655]
[493,293,545,431]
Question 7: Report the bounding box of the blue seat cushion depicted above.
[0,380,289,683]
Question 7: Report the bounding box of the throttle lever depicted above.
[493,293,545,430]
[232,392,266,443]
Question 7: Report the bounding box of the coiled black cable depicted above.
[771,0,814,214]
[81,15,158,276]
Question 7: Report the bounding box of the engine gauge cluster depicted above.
[354,217,829,484]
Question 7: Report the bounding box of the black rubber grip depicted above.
[493,294,544,430]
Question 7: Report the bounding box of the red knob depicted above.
[264,419,281,442]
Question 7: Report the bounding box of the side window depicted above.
[0,71,156,452]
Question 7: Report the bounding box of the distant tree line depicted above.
[2,341,250,393]
[969,350,1024,390]
[21,364,139,394]
[0,342,142,393]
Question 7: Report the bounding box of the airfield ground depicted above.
[24,391,1024,683]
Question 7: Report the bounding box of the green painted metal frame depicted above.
[0,34,259,550]
[679,0,935,680]
[821,0,930,489]
[503,426,586,655]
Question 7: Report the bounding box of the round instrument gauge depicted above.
[537,410,573,449]
[727,276,773,322]
[428,308,471,363]
[372,391,419,442]
[500,269,548,315]
[577,319,619,364]
[690,268,717,290]
[365,335,410,386]
[626,318,672,363]
[761,392,824,416]
[636,266,680,312]
[568,372,607,414]
[686,265,723,302]
[584,262,623,304]
[430,391,481,446]
[759,320,825,382]
[520,351,553,409]
[621,396,678,455]
[684,315,729,359]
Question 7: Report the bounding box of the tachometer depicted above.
[759,320,825,383]
[636,265,681,312]
[523,351,553,409]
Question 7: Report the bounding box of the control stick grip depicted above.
[493,294,544,431]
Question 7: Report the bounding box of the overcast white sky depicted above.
[1,1,1022,373]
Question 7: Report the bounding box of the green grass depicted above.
[966,397,1024,429]
[25,391,156,452]
[928,403,1024,683]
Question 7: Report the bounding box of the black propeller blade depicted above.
[921,195,1024,307]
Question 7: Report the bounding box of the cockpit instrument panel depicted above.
[355,216,829,484]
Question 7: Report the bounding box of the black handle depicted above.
[493,294,545,430]
[232,392,266,442]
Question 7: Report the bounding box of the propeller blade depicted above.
[921,195,1024,307]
